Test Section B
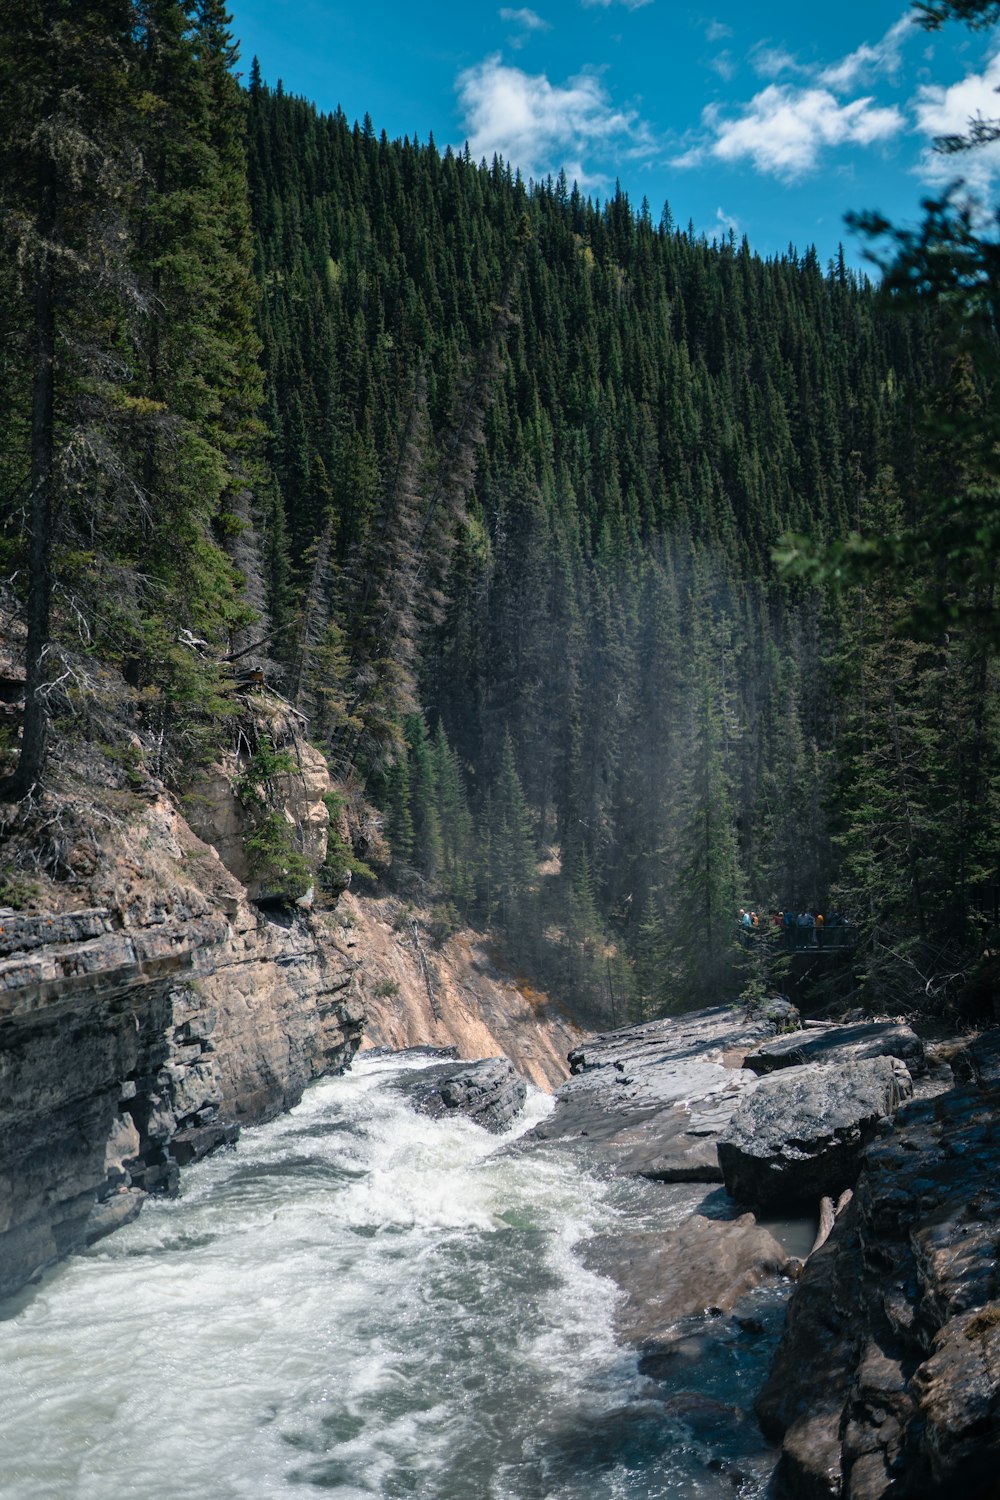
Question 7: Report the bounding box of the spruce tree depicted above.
[482,731,536,929]
[0,0,138,796]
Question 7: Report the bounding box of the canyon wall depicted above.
[0,737,583,1300]
[0,778,363,1301]
[344,890,582,1090]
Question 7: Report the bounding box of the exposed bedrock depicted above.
[400,1056,528,1133]
[534,1002,802,1182]
[0,796,365,1302]
[717,1057,914,1210]
[757,1028,1000,1499]
[581,1210,789,1335]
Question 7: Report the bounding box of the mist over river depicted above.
[0,1056,784,1499]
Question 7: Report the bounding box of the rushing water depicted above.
[0,1056,785,1500]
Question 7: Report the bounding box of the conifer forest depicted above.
[3,0,1000,1025]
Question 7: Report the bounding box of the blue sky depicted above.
[227,1,1000,267]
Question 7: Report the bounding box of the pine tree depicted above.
[432,720,476,911]
[482,731,536,929]
[383,749,414,865]
[662,581,745,1007]
[405,713,443,880]
[0,0,138,796]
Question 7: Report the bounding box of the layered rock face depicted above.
[349,890,583,1091]
[0,793,364,1302]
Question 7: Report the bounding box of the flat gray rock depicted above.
[522,1004,801,1182]
[581,1211,790,1338]
[718,1056,912,1209]
[744,1021,925,1078]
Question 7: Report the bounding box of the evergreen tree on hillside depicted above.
[126,0,265,727]
[833,467,1000,1006]
[481,731,536,930]
[661,580,745,1007]
[405,713,443,880]
[0,0,139,797]
[432,721,476,911]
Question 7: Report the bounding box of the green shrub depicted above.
[243,810,312,901]
[235,735,312,902]
[319,790,376,892]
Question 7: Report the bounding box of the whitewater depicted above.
[0,1055,779,1499]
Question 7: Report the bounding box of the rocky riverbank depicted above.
[503,1001,998,1499]
[0,740,583,1299]
[757,1027,1000,1499]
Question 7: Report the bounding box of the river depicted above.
[0,1055,786,1499]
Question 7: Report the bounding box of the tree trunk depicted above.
[2,180,55,800]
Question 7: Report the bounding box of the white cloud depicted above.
[580,0,652,10]
[456,54,655,186]
[750,44,803,81]
[673,85,904,181]
[819,14,914,91]
[913,48,1000,192]
[709,49,737,83]
[500,6,550,28]
[711,205,740,238]
[499,7,551,46]
[706,19,732,43]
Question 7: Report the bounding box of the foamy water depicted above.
[0,1056,780,1499]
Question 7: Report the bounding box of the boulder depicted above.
[84,1188,145,1246]
[717,1056,912,1209]
[403,1057,527,1133]
[744,1020,925,1078]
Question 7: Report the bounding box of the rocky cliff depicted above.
[757,1028,1000,1499]
[0,769,364,1301]
[344,890,583,1089]
[0,726,588,1300]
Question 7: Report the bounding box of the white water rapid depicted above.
[0,1055,780,1499]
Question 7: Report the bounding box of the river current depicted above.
[0,1055,785,1499]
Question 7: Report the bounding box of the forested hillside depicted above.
[3,1,998,1022]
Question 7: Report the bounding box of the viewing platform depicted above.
[738,924,856,954]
